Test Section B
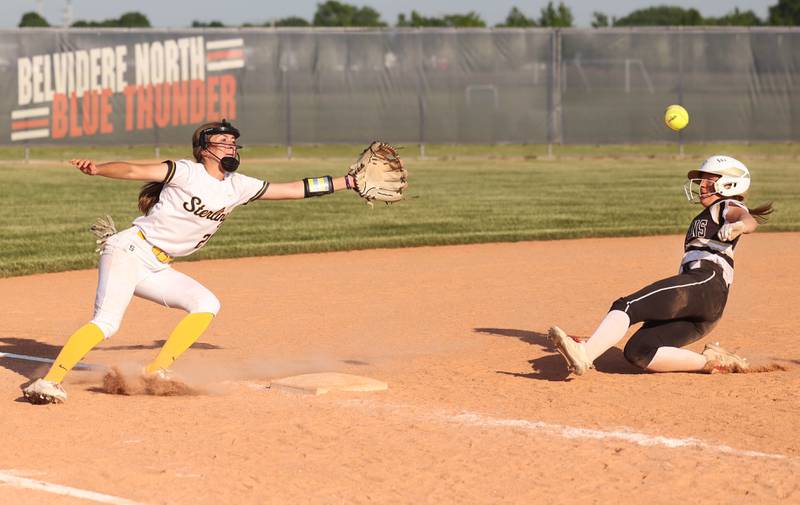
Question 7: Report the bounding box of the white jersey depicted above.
[132,159,268,257]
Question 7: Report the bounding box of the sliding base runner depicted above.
[547,155,773,377]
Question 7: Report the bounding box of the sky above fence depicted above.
[5,0,773,29]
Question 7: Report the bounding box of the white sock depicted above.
[584,310,631,362]
[645,346,707,372]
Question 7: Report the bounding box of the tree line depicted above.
[18,0,800,28]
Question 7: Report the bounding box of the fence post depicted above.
[285,67,293,160]
[678,27,685,158]
[280,33,294,161]
[154,125,161,160]
[417,31,426,160]
[547,28,563,159]
[556,29,563,147]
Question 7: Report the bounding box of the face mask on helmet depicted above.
[195,119,242,172]
[683,177,719,203]
[683,155,751,203]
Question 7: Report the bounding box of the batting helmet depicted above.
[684,155,751,201]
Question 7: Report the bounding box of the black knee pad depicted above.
[623,339,658,370]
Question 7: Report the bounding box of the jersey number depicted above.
[194,234,212,249]
[194,222,224,250]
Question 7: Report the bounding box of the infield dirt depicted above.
[1,233,798,504]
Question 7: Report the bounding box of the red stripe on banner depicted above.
[207,49,244,61]
[11,118,49,130]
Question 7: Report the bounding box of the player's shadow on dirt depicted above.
[474,327,645,381]
[341,359,370,366]
[97,340,222,351]
[0,336,221,380]
[0,337,64,380]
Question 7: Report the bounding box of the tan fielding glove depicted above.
[348,141,408,206]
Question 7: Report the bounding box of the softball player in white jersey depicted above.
[23,120,359,404]
[548,155,773,376]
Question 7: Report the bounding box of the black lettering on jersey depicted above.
[688,219,708,239]
[182,197,228,222]
[183,196,201,212]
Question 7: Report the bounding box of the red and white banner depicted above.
[13,35,245,142]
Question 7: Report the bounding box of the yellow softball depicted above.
[664,104,689,131]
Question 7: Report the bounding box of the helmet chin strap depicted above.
[205,149,240,172]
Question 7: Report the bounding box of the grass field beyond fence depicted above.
[3,142,800,162]
[1,145,798,277]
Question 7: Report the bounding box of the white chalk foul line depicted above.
[448,412,786,460]
[339,400,787,460]
[0,470,149,505]
[0,352,101,370]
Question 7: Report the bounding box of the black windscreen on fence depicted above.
[3,27,799,146]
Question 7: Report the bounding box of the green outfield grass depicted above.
[1,142,800,162]
[1,152,798,277]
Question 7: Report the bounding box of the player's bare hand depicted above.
[71,159,99,176]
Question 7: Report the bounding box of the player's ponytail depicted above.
[749,202,774,224]
[138,182,163,215]
[732,194,774,224]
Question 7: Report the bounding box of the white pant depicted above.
[90,227,220,338]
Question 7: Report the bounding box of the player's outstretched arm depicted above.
[259,175,355,201]
[70,159,169,182]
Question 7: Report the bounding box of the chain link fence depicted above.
[2,27,799,149]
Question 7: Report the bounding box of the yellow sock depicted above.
[145,312,214,373]
[43,323,105,383]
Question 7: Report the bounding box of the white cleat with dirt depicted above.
[702,342,749,373]
[22,378,67,404]
[548,326,593,376]
[142,367,176,381]
[141,367,194,395]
